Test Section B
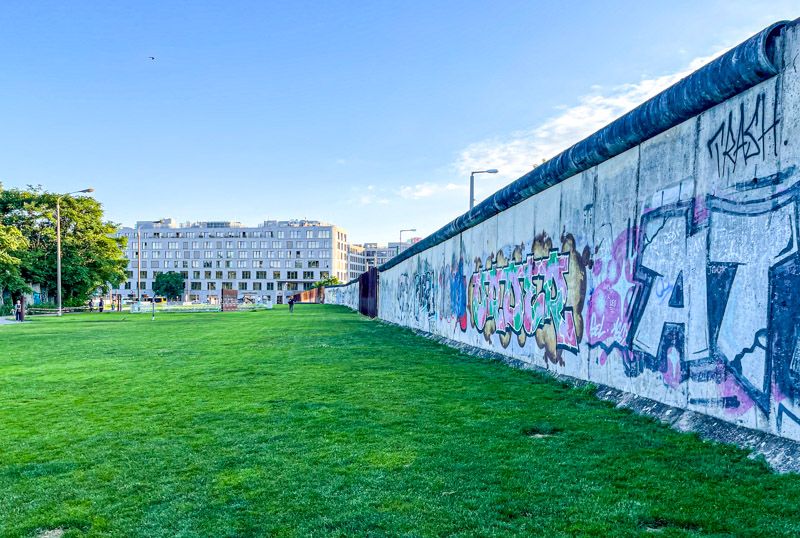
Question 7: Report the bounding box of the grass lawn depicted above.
[2,305,800,537]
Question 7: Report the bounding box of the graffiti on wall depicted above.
[623,183,800,430]
[386,250,470,333]
[467,233,591,364]
[706,89,780,180]
[586,225,640,369]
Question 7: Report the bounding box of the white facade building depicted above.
[113,218,349,304]
[360,241,412,269]
[347,244,366,281]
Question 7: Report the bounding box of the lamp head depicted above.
[80,188,95,193]
[486,169,498,173]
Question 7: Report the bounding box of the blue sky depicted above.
[0,1,796,243]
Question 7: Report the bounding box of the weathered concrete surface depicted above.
[324,283,358,311]
[330,20,800,449]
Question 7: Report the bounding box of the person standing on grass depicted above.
[288,296,295,313]
[99,297,104,313]
[14,300,22,322]
[88,298,94,312]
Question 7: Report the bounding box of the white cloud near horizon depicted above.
[453,51,724,197]
[398,182,464,200]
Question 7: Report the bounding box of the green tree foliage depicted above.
[313,275,342,288]
[0,199,30,307]
[153,271,185,300]
[0,186,127,305]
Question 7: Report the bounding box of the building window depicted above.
[266,282,274,290]
[191,282,201,290]
[242,271,251,279]
[303,271,314,279]
[256,271,267,279]
[253,282,262,291]
[222,282,233,290]
[273,271,281,279]
[287,271,298,279]
[228,271,236,279]
[238,282,247,291]
[207,282,216,291]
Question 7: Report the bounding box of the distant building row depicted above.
[111,218,418,304]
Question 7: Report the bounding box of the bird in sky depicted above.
[148,56,156,60]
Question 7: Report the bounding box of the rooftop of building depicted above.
[127,218,336,230]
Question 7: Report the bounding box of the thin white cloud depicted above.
[347,184,390,206]
[453,52,723,196]
[398,182,464,200]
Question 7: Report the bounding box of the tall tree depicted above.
[0,212,29,307]
[153,271,185,300]
[313,275,342,288]
[0,186,128,305]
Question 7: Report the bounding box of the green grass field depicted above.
[2,305,800,537]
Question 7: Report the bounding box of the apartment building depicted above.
[113,218,349,304]
[347,244,366,281]
[360,241,412,269]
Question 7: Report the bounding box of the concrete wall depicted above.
[369,22,800,442]
[325,283,359,311]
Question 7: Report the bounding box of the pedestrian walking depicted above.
[288,296,295,313]
[14,300,22,322]
[99,297,105,313]
[88,298,94,312]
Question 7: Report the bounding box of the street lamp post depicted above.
[56,188,94,317]
[469,169,498,210]
[398,228,416,256]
